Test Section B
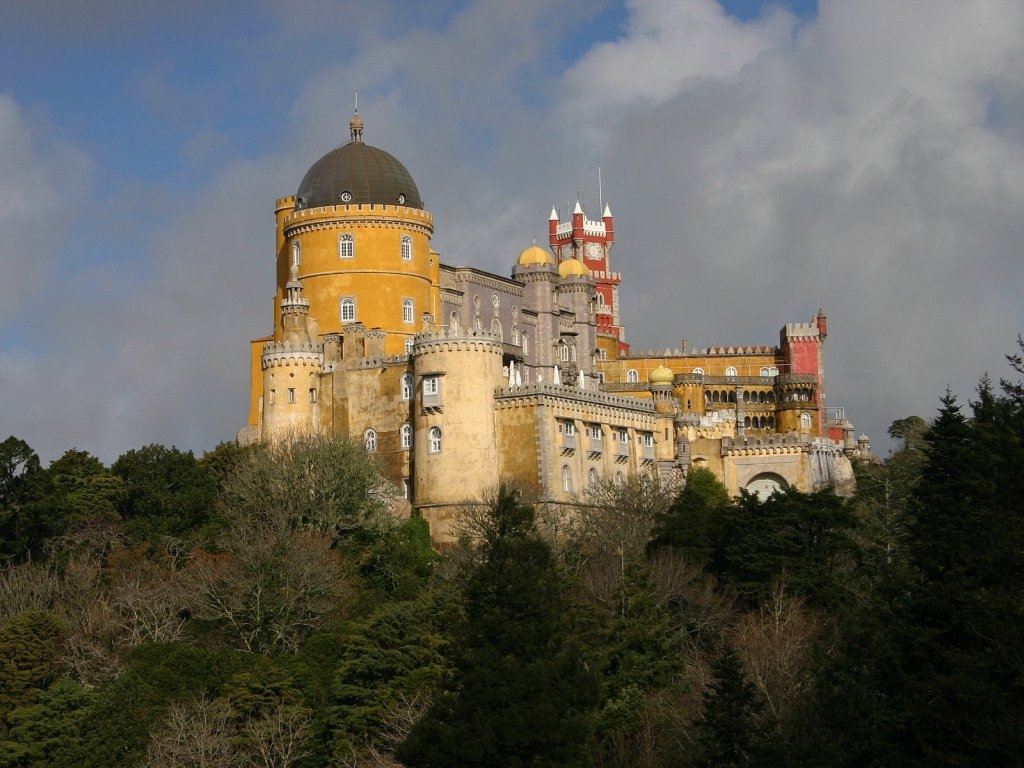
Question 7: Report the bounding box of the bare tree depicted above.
[145,696,238,768]
[731,578,820,723]
[184,521,348,654]
[241,705,314,768]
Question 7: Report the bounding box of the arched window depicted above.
[725,366,738,377]
[800,412,812,429]
[491,317,503,340]
[340,296,356,322]
[760,367,769,377]
[561,465,573,493]
[339,233,354,259]
[402,298,414,324]
[401,423,412,449]
[626,369,639,384]
[769,366,779,376]
[428,426,442,453]
[512,327,520,345]
[522,334,529,355]
[559,340,570,362]
[588,468,599,491]
[291,239,301,266]
[614,471,625,486]
[364,428,377,453]
[401,235,412,261]
[405,338,414,355]
[401,373,413,400]
[693,367,704,376]
[449,312,459,333]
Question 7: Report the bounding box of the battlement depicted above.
[282,202,434,232]
[554,218,607,238]
[624,344,778,359]
[412,327,505,355]
[494,383,656,414]
[721,433,843,455]
[261,342,324,369]
[782,322,820,339]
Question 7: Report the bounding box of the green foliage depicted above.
[399,485,599,768]
[219,434,393,544]
[696,645,768,768]
[0,611,66,718]
[0,678,93,768]
[111,444,217,539]
[44,449,124,530]
[71,643,245,768]
[329,589,456,762]
[649,467,730,565]
[0,439,53,563]
[357,516,439,604]
[712,488,857,607]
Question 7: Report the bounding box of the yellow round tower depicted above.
[274,109,439,356]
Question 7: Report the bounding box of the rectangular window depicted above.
[339,234,354,259]
[309,388,317,403]
[341,297,356,322]
[269,389,275,405]
[423,376,441,407]
[287,388,296,404]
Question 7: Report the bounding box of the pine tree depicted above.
[696,645,766,768]
[398,485,598,768]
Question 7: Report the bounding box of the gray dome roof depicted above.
[295,140,423,210]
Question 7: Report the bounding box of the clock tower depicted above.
[548,199,628,356]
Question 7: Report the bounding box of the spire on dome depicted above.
[349,90,364,143]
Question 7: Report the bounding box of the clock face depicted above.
[396,194,406,204]
[340,191,353,202]
[586,242,603,261]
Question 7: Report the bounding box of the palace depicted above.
[240,111,868,540]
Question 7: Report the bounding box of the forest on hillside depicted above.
[1,343,1022,767]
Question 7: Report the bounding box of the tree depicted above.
[0,438,50,562]
[649,467,730,567]
[219,435,393,545]
[398,485,598,768]
[696,645,767,768]
[0,610,67,718]
[111,444,217,539]
[711,488,857,607]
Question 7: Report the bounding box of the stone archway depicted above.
[745,472,789,500]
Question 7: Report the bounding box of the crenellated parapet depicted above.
[282,202,434,238]
[261,342,324,369]
[412,328,505,355]
[494,383,655,416]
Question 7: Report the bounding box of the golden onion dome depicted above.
[518,243,554,267]
[558,257,590,277]
[649,364,674,385]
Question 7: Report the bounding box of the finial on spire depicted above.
[349,90,364,143]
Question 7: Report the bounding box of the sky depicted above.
[1,0,1023,464]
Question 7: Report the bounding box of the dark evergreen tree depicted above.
[398,485,598,768]
[696,645,767,768]
[0,437,49,562]
[649,466,730,565]
[111,443,218,539]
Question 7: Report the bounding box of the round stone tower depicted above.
[411,328,504,539]
[275,109,439,357]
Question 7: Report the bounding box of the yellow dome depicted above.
[558,257,590,277]
[518,244,554,267]
[649,364,674,385]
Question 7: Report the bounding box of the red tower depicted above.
[548,200,629,355]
